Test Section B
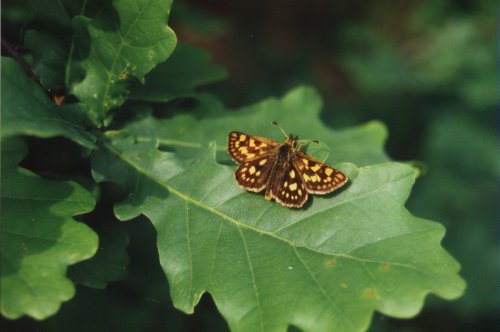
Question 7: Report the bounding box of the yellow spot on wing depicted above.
[249,166,256,174]
[325,168,333,176]
[249,139,256,147]
[259,159,267,166]
[239,134,247,141]
[289,183,297,191]
[290,170,296,178]
[310,164,321,172]
[302,158,309,165]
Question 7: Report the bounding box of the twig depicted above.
[1,38,39,82]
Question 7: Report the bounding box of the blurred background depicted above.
[2,0,498,331]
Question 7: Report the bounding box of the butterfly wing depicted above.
[228,131,279,163]
[293,150,348,194]
[235,154,276,192]
[265,161,308,208]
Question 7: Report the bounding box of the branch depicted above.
[1,38,39,82]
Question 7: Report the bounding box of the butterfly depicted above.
[227,123,348,208]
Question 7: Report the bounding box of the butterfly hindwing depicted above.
[265,162,308,208]
[228,131,279,162]
[294,151,348,194]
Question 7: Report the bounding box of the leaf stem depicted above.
[1,38,39,82]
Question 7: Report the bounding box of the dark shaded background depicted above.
[2,0,498,331]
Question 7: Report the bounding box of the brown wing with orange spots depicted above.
[228,131,279,163]
[293,150,348,194]
[265,162,308,208]
[234,154,276,192]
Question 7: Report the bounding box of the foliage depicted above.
[3,0,489,331]
[0,138,97,319]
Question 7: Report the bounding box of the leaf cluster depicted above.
[1,1,467,331]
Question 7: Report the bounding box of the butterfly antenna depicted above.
[272,121,289,139]
[297,140,319,150]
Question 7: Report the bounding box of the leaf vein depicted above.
[293,247,354,331]
[208,221,224,287]
[99,0,150,116]
[184,200,194,303]
[238,227,265,331]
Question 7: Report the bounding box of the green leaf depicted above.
[72,0,177,125]
[1,57,96,148]
[68,223,130,289]
[27,0,72,30]
[123,86,389,166]
[0,138,98,320]
[130,42,228,102]
[92,140,464,331]
[24,30,68,90]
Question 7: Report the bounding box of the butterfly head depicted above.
[287,134,299,147]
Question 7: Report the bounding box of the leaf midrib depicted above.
[135,136,227,151]
[104,142,428,274]
[99,0,148,116]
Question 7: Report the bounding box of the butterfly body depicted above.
[228,131,348,208]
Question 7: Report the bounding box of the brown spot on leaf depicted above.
[365,288,378,298]
[326,259,335,267]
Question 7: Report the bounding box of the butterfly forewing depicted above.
[228,131,279,162]
[293,151,348,194]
